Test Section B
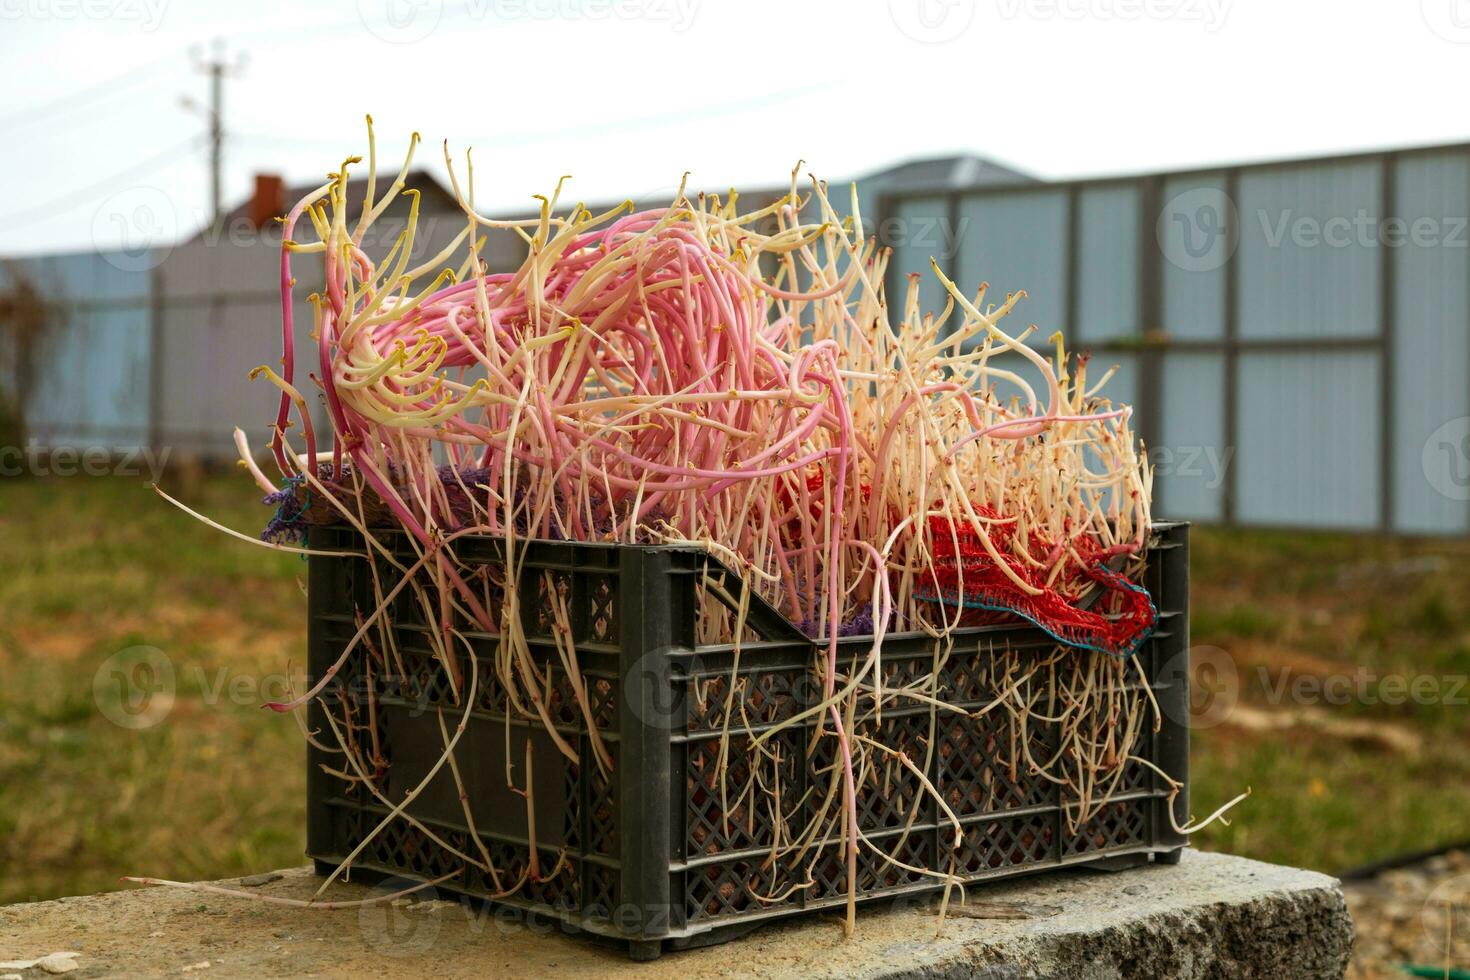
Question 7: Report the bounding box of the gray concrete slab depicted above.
[0,850,1352,979]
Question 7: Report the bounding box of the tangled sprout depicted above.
[153,121,1243,932]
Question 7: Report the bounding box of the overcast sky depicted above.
[2,0,1468,255]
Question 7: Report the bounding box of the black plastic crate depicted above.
[305,522,1190,960]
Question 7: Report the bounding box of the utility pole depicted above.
[183,40,247,232]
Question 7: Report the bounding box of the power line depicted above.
[183,41,247,230]
[0,135,206,229]
[462,82,837,147]
[0,54,178,132]
[231,82,838,153]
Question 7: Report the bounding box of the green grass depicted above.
[2,475,1469,902]
[1192,731,1470,872]
[0,470,306,904]
[1187,525,1470,870]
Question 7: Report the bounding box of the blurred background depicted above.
[3,2,1470,974]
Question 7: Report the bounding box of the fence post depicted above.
[148,263,164,458]
[1379,152,1397,533]
[1222,169,1240,526]
[1065,184,1080,337]
[1138,174,1164,509]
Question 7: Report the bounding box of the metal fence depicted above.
[5,142,1470,536]
[0,250,155,451]
[878,142,1470,536]
[0,205,477,464]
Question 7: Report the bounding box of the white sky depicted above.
[2,0,1469,255]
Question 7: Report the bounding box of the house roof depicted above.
[861,154,1037,190]
[201,168,461,239]
[201,155,1033,243]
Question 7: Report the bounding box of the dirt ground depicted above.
[1344,849,1470,980]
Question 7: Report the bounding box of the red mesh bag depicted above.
[915,507,1156,658]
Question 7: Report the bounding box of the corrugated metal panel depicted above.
[2,250,152,303]
[156,237,278,457]
[967,341,1130,419]
[1159,173,1229,340]
[887,195,953,324]
[53,251,148,302]
[1236,350,1380,528]
[481,222,531,274]
[25,305,151,445]
[954,189,1069,339]
[150,196,473,459]
[88,252,157,302]
[160,234,278,300]
[160,197,471,299]
[155,293,317,458]
[979,346,1050,416]
[7,148,1470,532]
[1092,352,1137,411]
[1158,352,1227,521]
[1393,150,1470,534]
[1079,353,1137,514]
[3,251,153,449]
[1237,161,1381,339]
[972,342,1105,416]
[1075,185,1139,342]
